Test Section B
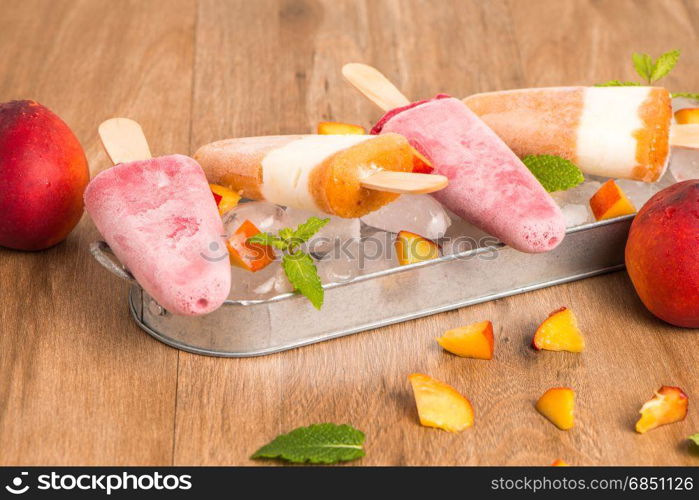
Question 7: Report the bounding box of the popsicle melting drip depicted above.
[372,95,566,253]
[85,155,231,316]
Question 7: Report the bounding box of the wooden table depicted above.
[1,0,697,466]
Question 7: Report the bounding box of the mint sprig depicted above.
[522,155,584,192]
[595,80,641,87]
[632,53,654,82]
[632,50,679,84]
[597,49,697,96]
[251,423,365,464]
[248,216,329,309]
[282,251,324,309]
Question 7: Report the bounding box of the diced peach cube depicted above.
[437,320,494,360]
[210,183,241,216]
[317,121,366,135]
[395,230,439,265]
[635,386,688,434]
[532,307,585,352]
[408,373,474,432]
[226,220,275,272]
[589,179,636,221]
[536,387,575,430]
[675,108,699,125]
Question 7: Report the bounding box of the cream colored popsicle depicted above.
[194,133,420,218]
[463,86,673,182]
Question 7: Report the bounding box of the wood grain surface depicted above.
[1,0,698,466]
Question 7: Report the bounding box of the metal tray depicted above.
[91,213,633,357]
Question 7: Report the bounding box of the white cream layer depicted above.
[260,135,371,212]
[576,87,651,178]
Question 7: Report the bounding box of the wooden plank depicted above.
[173,0,699,466]
[0,0,197,465]
[506,0,699,90]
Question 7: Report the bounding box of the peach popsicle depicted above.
[85,119,231,316]
[194,133,418,218]
[464,87,673,182]
[371,96,566,253]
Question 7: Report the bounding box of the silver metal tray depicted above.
[91,214,633,357]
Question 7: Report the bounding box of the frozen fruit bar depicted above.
[194,133,414,218]
[84,154,231,316]
[372,95,566,253]
[464,86,672,182]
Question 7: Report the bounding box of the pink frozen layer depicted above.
[84,154,231,315]
[373,96,566,253]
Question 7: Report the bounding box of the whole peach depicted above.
[0,100,89,250]
[625,180,698,327]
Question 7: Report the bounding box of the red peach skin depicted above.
[625,180,699,328]
[0,100,89,250]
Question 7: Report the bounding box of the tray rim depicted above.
[129,262,626,357]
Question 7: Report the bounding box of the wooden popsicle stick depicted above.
[360,171,448,194]
[669,123,699,149]
[341,64,448,193]
[98,118,152,165]
[342,63,410,111]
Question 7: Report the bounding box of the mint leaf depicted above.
[252,423,365,464]
[282,251,324,309]
[632,53,654,82]
[672,92,699,101]
[689,434,699,447]
[279,227,295,241]
[650,49,680,83]
[522,155,585,192]
[248,232,287,250]
[293,216,330,243]
[595,80,641,87]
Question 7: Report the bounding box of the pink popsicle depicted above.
[372,96,566,253]
[85,154,231,315]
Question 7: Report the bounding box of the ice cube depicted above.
[672,96,699,112]
[228,262,292,301]
[284,207,360,256]
[560,204,591,228]
[551,180,602,207]
[669,149,699,182]
[360,194,451,240]
[317,240,361,284]
[358,230,397,274]
[440,209,497,255]
[223,201,288,237]
[614,178,670,209]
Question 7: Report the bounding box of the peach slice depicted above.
[589,179,637,221]
[408,373,474,432]
[436,320,494,360]
[532,307,585,352]
[675,108,699,125]
[317,121,366,135]
[536,387,575,430]
[395,230,439,265]
[551,459,569,466]
[226,219,275,272]
[635,386,688,434]
[210,183,241,216]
